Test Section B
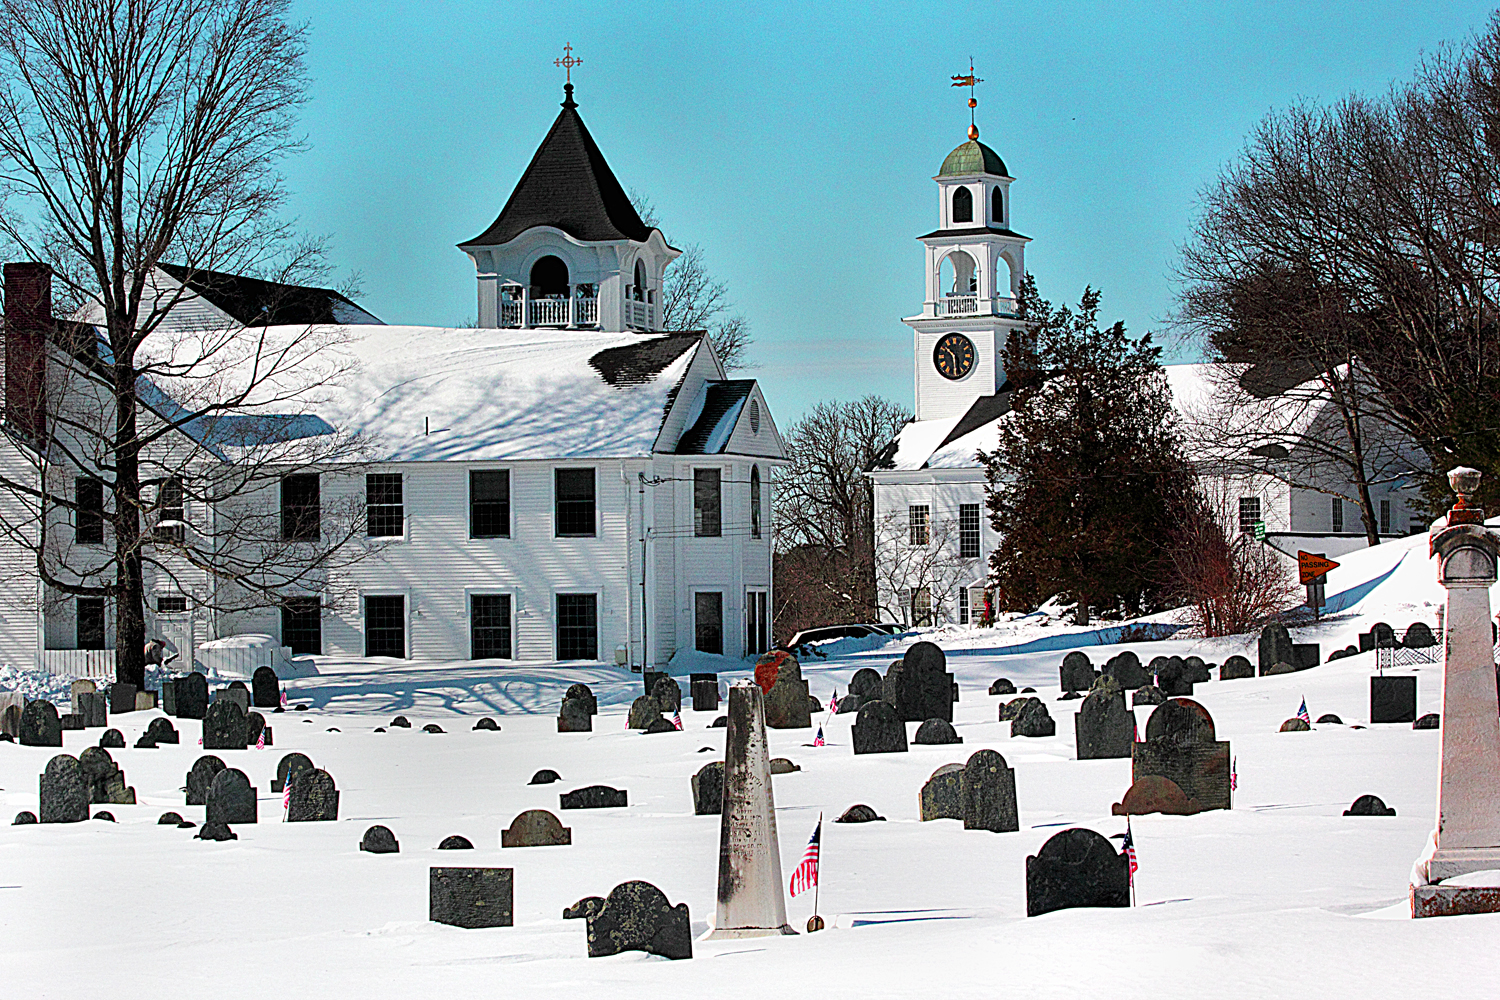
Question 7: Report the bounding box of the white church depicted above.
[0,80,785,675]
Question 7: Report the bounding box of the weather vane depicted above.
[951,58,983,140]
[555,42,582,84]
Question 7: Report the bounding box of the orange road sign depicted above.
[1298,551,1340,585]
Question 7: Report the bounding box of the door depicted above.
[364,595,406,658]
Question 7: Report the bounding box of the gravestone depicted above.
[851,700,907,755]
[763,656,812,729]
[243,711,267,746]
[1104,651,1150,689]
[270,753,314,793]
[202,700,247,750]
[920,763,965,821]
[1132,684,1165,707]
[1371,676,1417,724]
[39,754,89,823]
[769,757,800,774]
[500,809,572,847]
[650,675,682,713]
[1279,718,1311,732]
[1060,651,1094,693]
[390,716,411,728]
[19,700,62,747]
[848,668,883,700]
[70,679,97,715]
[690,673,719,712]
[564,683,598,715]
[806,693,824,714]
[134,690,156,712]
[627,695,662,730]
[108,682,137,715]
[13,811,37,824]
[560,785,628,809]
[1220,655,1254,680]
[0,692,24,736]
[988,678,1016,696]
[287,768,339,821]
[1292,644,1320,670]
[1183,656,1213,684]
[643,671,667,697]
[422,723,445,734]
[1025,828,1131,917]
[471,717,499,731]
[962,749,1019,832]
[1155,657,1193,697]
[1011,698,1056,737]
[79,747,135,804]
[174,673,208,720]
[1000,696,1038,721]
[222,680,251,708]
[563,897,604,920]
[161,681,176,716]
[158,811,184,825]
[77,692,107,728]
[1369,622,1397,648]
[710,716,727,727]
[186,755,227,805]
[886,642,955,723]
[438,835,473,850]
[1133,698,1232,811]
[1414,713,1441,730]
[835,694,862,714]
[429,867,513,928]
[197,822,237,841]
[835,804,884,823]
[1258,623,1296,674]
[1345,794,1396,816]
[206,768,258,825]
[579,881,691,960]
[61,713,84,731]
[98,728,125,748]
[361,825,400,853]
[1263,661,1296,676]
[1075,687,1136,760]
[641,717,676,735]
[1111,774,1200,816]
[692,761,724,815]
[1404,622,1437,648]
[251,667,279,708]
[913,718,962,745]
[529,769,562,785]
[1317,714,1343,725]
[557,697,592,732]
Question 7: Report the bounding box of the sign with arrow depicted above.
[1298,551,1340,586]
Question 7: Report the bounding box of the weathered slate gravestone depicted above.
[1182,656,1213,684]
[1220,655,1254,680]
[70,679,97,715]
[848,668,883,701]
[243,711,267,746]
[77,692,107,728]
[640,717,676,735]
[690,673,719,712]
[19,700,62,747]
[251,667,280,708]
[0,692,24,737]
[560,785,628,809]
[158,811,184,825]
[108,682,137,715]
[557,696,592,732]
[186,755,227,806]
[564,683,597,715]
[529,769,562,785]
[563,897,604,920]
[835,694,862,714]
[1259,622,1296,674]
[1075,687,1136,760]
[710,716,727,727]
[885,642,955,723]
[999,696,1037,721]
[202,700,247,750]
[1112,774,1200,816]
[1317,714,1343,724]
[1404,622,1437,648]
[988,678,1016,696]
[650,675,682,713]
[1011,698,1056,738]
[197,821,237,841]
[161,681,176,716]
[1371,675,1417,724]
[692,761,724,815]
[576,881,692,960]
[134,690,157,712]
[1413,713,1441,730]
[1369,622,1397,648]
[1026,827,1130,917]
[98,728,125,748]
[836,804,885,823]
[13,810,37,824]
[287,768,339,821]
[61,713,84,731]
[1103,651,1150,689]
[913,718,962,744]
[852,700,907,754]
[216,683,250,716]
[174,672,209,720]
[270,752,314,793]
[1344,794,1396,816]
[361,825,400,853]
[1155,657,1193,697]
[423,723,445,734]
[920,763,965,821]
[762,655,812,729]
[438,835,473,850]
[643,671,667,696]
[429,867,513,928]
[79,747,135,804]
[206,768,258,825]
[390,715,412,728]
[501,809,572,847]
[1279,718,1311,732]
[39,754,89,823]
[1133,685,1166,706]
[1133,698,1231,811]
[627,695,662,730]
[962,749,1019,832]
[769,757,800,774]
[1291,644,1320,670]
[1059,651,1094,693]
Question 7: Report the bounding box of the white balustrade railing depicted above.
[937,294,979,316]
[529,298,570,327]
[626,299,655,330]
[499,300,523,327]
[576,296,599,326]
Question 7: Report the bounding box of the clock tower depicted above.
[905,124,1030,422]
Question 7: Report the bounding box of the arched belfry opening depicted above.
[633,258,647,301]
[530,256,569,298]
[992,186,1003,226]
[952,186,973,224]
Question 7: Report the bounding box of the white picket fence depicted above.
[41,648,117,679]
[195,643,294,680]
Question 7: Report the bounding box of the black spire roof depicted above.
[462,84,655,247]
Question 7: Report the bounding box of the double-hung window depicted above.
[555,469,596,537]
[909,505,930,546]
[155,477,185,542]
[959,503,981,558]
[366,474,404,537]
[281,474,320,541]
[694,469,722,537]
[470,470,510,538]
[75,477,103,544]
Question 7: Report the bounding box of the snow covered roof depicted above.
[876,391,1014,471]
[156,264,381,326]
[676,380,754,454]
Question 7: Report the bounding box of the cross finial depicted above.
[951,57,983,140]
[556,42,582,84]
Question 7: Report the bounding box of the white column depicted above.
[567,284,576,328]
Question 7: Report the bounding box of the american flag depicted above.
[672,711,683,731]
[827,691,839,714]
[789,818,821,897]
[1230,755,1238,791]
[283,776,292,811]
[280,689,288,707]
[1133,720,1140,743]
[813,726,825,747]
[1297,698,1310,724]
[255,729,265,750]
[1122,823,1139,882]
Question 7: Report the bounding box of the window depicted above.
[745,590,768,655]
[960,503,981,558]
[556,593,598,660]
[75,477,103,544]
[909,504,930,546]
[750,466,762,539]
[952,186,973,223]
[1380,499,1392,535]
[992,186,1003,225]
[155,477,184,542]
[1409,517,1426,536]
[695,592,723,654]
[555,468,596,537]
[959,586,970,625]
[156,595,188,614]
[470,594,512,659]
[911,586,933,627]
[633,258,646,301]
[1331,497,1343,534]
[1238,496,1261,536]
[365,473,403,537]
[281,597,322,655]
[749,398,760,434]
[694,468,722,537]
[470,470,511,538]
[77,597,105,649]
[281,474,320,541]
[363,595,405,658]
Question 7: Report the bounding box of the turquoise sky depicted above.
[286,0,1493,423]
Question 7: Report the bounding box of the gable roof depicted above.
[676,380,756,454]
[462,85,656,247]
[156,264,381,327]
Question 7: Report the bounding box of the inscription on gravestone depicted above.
[1132,698,1231,811]
[578,881,691,960]
[962,749,1019,832]
[202,700,247,750]
[287,768,339,821]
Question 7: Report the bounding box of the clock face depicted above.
[933,333,976,381]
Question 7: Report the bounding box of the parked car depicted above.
[779,622,905,652]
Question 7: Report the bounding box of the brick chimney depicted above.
[4,262,50,442]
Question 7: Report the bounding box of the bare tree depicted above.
[871,509,974,626]
[1167,484,1300,637]
[0,0,370,686]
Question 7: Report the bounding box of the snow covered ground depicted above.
[2,529,1496,998]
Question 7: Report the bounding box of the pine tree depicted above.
[981,278,1196,624]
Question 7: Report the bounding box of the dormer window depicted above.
[952,186,973,224]
[992,186,1003,226]
[633,259,646,301]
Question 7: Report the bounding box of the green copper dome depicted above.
[939,139,1008,178]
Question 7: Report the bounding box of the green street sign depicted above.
[1254,521,1266,540]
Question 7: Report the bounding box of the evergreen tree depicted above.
[981,278,1196,624]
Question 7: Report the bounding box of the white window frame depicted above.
[364,469,408,541]
[359,589,411,659]
[553,588,603,661]
[467,465,513,541]
[466,589,517,660]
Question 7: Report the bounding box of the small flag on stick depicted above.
[1230,755,1238,791]
[1297,698,1310,724]
[672,710,683,731]
[255,730,265,750]
[1122,820,1139,884]
[280,689,288,707]
[790,817,821,897]
[827,690,839,714]
[813,726,825,747]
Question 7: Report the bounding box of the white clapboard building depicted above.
[0,82,785,673]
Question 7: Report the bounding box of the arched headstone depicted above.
[202,700,247,750]
[186,755,226,805]
[1134,698,1231,810]
[251,666,279,708]
[1025,828,1130,917]
[500,809,572,847]
[961,749,1018,832]
[39,754,88,823]
[1059,651,1093,693]
[852,700,907,754]
[287,768,339,821]
[271,752,314,793]
[580,881,691,960]
[19,700,62,747]
[206,768,257,825]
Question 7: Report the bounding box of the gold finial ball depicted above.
[968,123,979,140]
[968,97,977,109]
